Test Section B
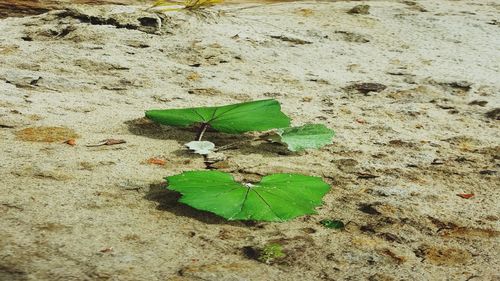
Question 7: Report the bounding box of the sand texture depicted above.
[0,0,499,280]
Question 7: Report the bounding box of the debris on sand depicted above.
[348,5,370,15]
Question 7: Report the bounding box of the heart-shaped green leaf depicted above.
[276,124,335,151]
[166,171,330,221]
[146,99,290,134]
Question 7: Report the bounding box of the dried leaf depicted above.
[457,193,474,199]
[104,139,126,145]
[147,158,166,166]
[87,139,126,147]
[99,247,113,253]
[64,139,76,146]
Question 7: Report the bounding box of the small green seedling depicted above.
[320,219,345,229]
[259,243,285,264]
[147,101,335,221]
[166,170,331,221]
[146,99,334,153]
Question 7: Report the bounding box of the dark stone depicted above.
[242,246,260,260]
[348,5,370,15]
[358,204,381,215]
[352,82,387,94]
[468,100,488,107]
[138,17,158,27]
[485,108,500,120]
[447,81,472,91]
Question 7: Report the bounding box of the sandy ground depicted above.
[1,0,499,280]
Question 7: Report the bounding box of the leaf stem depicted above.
[196,123,209,141]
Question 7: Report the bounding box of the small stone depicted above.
[468,100,487,107]
[485,108,500,120]
[348,5,370,15]
[350,82,387,95]
[209,160,230,170]
[335,31,370,43]
[358,203,381,215]
[205,152,227,163]
[188,88,222,97]
[431,159,445,165]
[447,81,472,91]
[403,1,428,12]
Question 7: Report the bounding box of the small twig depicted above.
[1,203,23,210]
[0,124,15,128]
[86,139,126,147]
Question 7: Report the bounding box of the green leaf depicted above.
[166,171,330,222]
[320,219,345,229]
[277,124,335,151]
[146,99,290,134]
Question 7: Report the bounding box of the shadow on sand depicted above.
[144,182,261,227]
[125,117,290,157]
